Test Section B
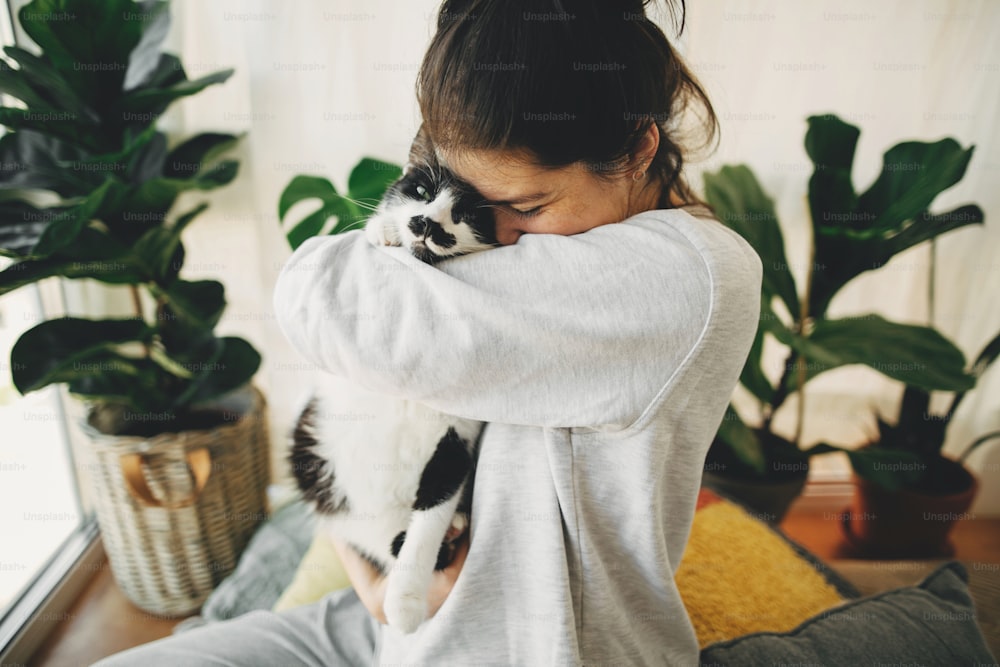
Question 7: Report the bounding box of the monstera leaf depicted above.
[278,158,402,249]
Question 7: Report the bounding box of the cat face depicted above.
[365,132,499,264]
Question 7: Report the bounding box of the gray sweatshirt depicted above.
[272,206,763,666]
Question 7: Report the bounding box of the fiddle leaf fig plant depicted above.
[0,0,260,435]
[705,113,983,478]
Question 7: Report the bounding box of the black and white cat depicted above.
[289,127,498,634]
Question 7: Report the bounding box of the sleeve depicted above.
[271,212,752,429]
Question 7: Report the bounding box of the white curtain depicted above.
[162,0,1000,513]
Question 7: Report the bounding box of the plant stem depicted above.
[793,235,816,448]
[764,349,797,433]
[130,285,152,359]
[928,237,936,327]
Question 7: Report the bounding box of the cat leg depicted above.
[384,426,473,633]
[383,486,465,633]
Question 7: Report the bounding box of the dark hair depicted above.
[416,0,719,208]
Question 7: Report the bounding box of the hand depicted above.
[330,530,470,626]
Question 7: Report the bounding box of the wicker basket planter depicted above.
[75,383,271,617]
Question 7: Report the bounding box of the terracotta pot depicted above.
[840,456,979,558]
[702,432,810,524]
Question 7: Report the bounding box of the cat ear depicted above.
[408,123,437,168]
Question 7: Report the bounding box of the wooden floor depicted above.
[29,501,1000,666]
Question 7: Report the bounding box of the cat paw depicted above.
[364,215,392,247]
[384,587,427,634]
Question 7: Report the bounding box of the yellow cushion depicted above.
[675,489,848,648]
[272,530,352,612]
[276,488,849,649]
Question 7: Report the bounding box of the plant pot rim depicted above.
[703,459,810,484]
[78,383,265,450]
[851,456,979,500]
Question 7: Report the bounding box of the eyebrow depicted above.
[484,191,549,206]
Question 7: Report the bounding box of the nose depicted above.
[409,215,432,239]
[494,214,524,246]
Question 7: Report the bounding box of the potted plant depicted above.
[840,327,1000,556]
[701,113,983,523]
[0,0,270,616]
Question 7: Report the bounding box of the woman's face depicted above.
[438,148,656,246]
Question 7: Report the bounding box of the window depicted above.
[0,279,88,613]
[0,1,105,660]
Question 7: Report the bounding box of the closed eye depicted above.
[510,205,543,218]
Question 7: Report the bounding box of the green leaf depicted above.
[118,67,234,115]
[123,0,171,91]
[118,163,239,219]
[1,46,98,124]
[804,123,979,320]
[0,106,83,146]
[120,51,185,96]
[163,132,240,179]
[348,157,402,202]
[738,299,773,405]
[33,178,114,255]
[782,314,976,393]
[131,203,207,284]
[0,200,60,257]
[64,353,176,413]
[0,129,92,194]
[278,175,356,249]
[855,139,976,237]
[155,279,226,334]
[703,165,799,321]
[946,326,1000,422]
[876,204,983,262]
[805,114,860,231]
[0,225,143,294]
[0,58,62,111]
[10,316,152,394]
[715,404,766,474]
[152,280,227,363]
[19,0,142,101]
[173,337,261,409]
[48,124,161,186]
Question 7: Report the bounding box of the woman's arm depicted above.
[273,211,760,429]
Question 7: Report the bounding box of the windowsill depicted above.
[0,519,102,664]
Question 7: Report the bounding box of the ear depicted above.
[630,122,661,170]
[407,123,437,171]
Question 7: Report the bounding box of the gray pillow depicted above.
[699,560,997,665]
[174,498,315,633]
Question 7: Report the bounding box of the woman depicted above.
[96,1,762,665]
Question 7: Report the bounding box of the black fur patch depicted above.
[288,398,348,515]
[413,427,473,511]
[390,530,457,570]
[408,215,458,249]
[435,541,456,571]
[391,530,406,558]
